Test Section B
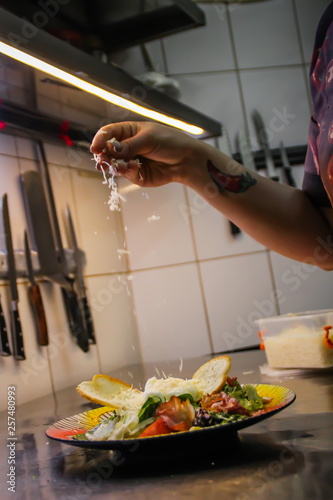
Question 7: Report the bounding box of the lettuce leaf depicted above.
[222,381,264,413]
[138,396,165,422]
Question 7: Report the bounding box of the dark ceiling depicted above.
[0,0,205,54]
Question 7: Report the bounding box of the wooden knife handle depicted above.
[81,296,96,344]
[10,306,25,360]
[61,286,89,353]
[28,284,49,346]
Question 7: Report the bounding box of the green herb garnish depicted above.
[138,396,165,423]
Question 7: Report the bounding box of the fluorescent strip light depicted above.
[0,41,204,136]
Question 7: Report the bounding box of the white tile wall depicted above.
[186,186,265,260]
[120,180,196,270]
[230,0,302,69]
[295,0,332,63]
[0,63,142,409]
[240,66,311,148]
[130,263,211,363]
[174,71,244,150]
[270,251,333,314]
[70,169,128,275]
[85,274,141,373]
[163,3,234,74]
[0,0,331,409]
[200,252,277,353]
[0,283,53,407]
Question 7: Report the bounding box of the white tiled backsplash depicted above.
[0,0,332,409]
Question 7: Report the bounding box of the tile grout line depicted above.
[45,344,58,409]
[68,166,105,372]
[225,3,251,142]
[109,248,269,277]
[118,197,145,367]
[15,134,60,408]
[290,0,312,112]
[167,63,308,79]
[183,185,214,354]
[265,249,281,316]
[0,247,269,286]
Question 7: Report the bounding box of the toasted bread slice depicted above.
[76,374,144,410]
[192,355,231,395]
[77,356,231,410]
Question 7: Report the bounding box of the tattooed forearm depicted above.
[207,160,257,193]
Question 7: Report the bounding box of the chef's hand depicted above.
[90,121,207,188]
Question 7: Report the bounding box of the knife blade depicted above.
[236,128,257,173]
[1,194,25,360]
[216,127,242,236]
[20,170,89,353]
[66,206,96,344]
[0,292,11,356]
[252,110,279,182]
[24,230,49,346]
[279,141,297,188]
[35,141,90,353]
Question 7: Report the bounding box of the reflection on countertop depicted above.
[1,349,332,500]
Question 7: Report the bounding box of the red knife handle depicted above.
[81,296,96,344]
[28,284,49,346]
[10,305,25,360]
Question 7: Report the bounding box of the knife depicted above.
[1,194,25,360]
[279,141,297,188]
[0,292,11,356]
[35,141,90,352]
[216,127,242,236]
[66,205,96,344]
[252,110,279,182]
[20,170,89,353]
[236,128,257,173]
[24,230,49,346]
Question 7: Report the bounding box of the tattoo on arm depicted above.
[207,160,257,193]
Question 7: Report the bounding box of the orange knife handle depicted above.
[28,284,49,346]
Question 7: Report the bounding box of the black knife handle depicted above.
[283,167,297,188]
[229,220,241,236]
[61,287,89,352]
[81,296,96,344]
[0,299,11,356]
[10,306,25,360]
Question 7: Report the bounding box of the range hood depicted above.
[0,4,222,138]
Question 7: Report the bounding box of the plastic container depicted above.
[255,309,333,369]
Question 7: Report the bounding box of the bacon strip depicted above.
[201,392,248,415]
[155,396,195,431]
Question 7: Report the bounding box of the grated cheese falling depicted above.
[147,215,161,223]
[93,137,142,212]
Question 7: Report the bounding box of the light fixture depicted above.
[0,41,203,136]
[0,7,221,139]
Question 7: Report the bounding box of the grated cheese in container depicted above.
[255,309,333,369]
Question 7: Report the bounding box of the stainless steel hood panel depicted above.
[0,6,221,138]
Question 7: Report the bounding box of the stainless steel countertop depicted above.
[1,349,332,500]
